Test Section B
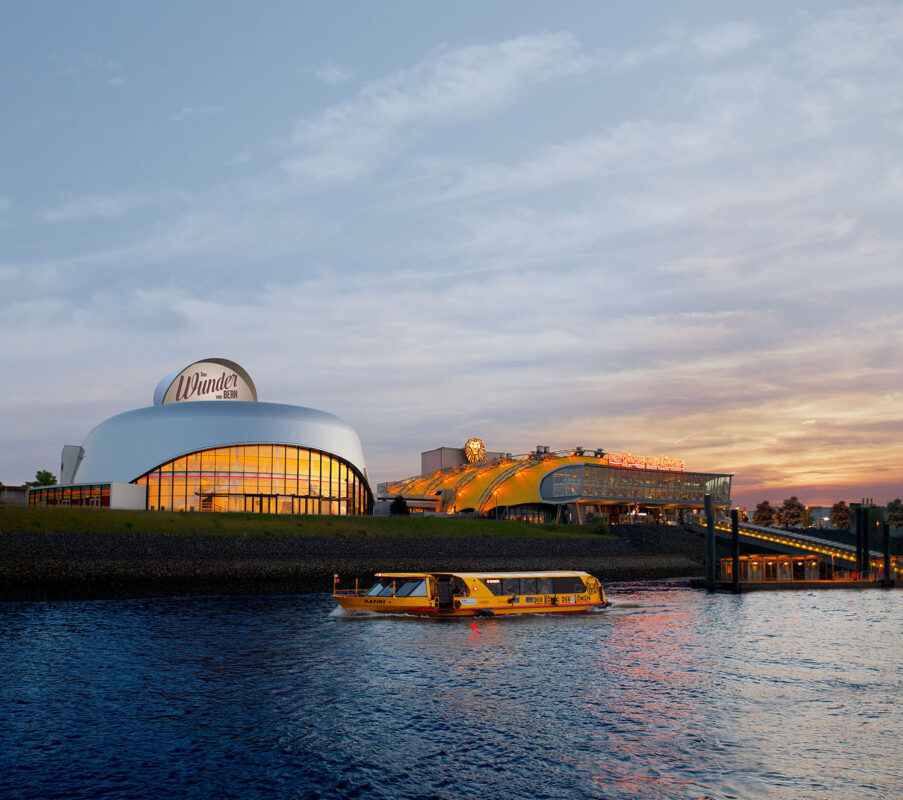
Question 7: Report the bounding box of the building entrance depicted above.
[199,493,228,512]
[245,494,278,514]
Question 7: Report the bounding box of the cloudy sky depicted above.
[2,2,901,506]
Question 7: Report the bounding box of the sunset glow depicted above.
[1,3,900,508]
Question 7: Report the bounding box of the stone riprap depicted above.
[0,524,706,600]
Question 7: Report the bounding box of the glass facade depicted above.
[499,504,556,525]
[29,484,111,508]
[540,464,732,507]
[134,444,371,515]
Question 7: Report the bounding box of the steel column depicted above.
[731,508,741,594]
[862,508,870,578]
[705,493,715,591]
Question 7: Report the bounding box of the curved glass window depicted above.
[134,444,371,515]
[540,465,731,507]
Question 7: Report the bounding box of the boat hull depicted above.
[333,595,610,617]
[333,570,609,618]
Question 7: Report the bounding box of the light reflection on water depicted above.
[1,583,901,800]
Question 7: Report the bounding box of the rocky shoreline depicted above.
[0,524,707,601]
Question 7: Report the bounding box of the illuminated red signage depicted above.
[606,451,685,471]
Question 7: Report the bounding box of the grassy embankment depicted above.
[0,507,704,600]
[0,505,608,539]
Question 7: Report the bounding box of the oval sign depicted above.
[154,358,257,405]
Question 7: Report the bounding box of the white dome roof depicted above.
[71,401,368,484]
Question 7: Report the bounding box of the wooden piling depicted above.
[705,493,715,591]
[863,508,871,578]
[731,509,741,594]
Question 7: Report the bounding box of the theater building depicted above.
[29,359,373,515]
[380,439,731,524]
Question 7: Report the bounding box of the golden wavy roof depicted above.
[385,453,606,515]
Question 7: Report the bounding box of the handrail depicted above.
[714,522,890,566]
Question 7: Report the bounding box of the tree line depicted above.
[751,496,903,529]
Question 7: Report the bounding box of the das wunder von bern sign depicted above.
[154,358,258,405]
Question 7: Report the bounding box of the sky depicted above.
[1,1,902,508]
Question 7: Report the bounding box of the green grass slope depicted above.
[0,506,607,540]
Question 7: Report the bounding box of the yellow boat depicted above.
[332,571,610,617]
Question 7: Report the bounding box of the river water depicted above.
[1,582,900,800]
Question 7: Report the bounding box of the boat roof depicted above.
[375,571,591,579]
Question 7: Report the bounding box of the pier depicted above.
[698,500,900,592]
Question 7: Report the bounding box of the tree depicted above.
[778,495,806,528]
[752,500,776,527]
[830,500,851,529]
[592,517,611,536]
[887,498,903,529]
[24,469,57,487]
[389,495,410,516]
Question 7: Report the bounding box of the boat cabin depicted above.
[333,570,608,617]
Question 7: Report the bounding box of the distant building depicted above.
[806,506,835,529]
[378,440,732,524]
[0,484,27,506]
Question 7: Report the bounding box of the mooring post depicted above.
[855,507,864,578]
[863,508,871,580]
[731,508,741,594]
[883,521,893,587]
[705,493,715,591]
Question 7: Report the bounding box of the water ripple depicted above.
[1,585,901,799]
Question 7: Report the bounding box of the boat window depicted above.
[553,576,586,594]
[395,579,426,597]
[378,581,400,596]
[366,580,387,596]
[502,578,520,595]
[537,577,553,595]
[481,578,504,596]
[521,578,537,594]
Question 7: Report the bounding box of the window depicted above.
[395,579,427,597]
[552,467,582,497]
[502,578,520,595]
[215,448,230,472]
[481,578,505,596]
[553,576,586,594]
[136,444,371,516]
